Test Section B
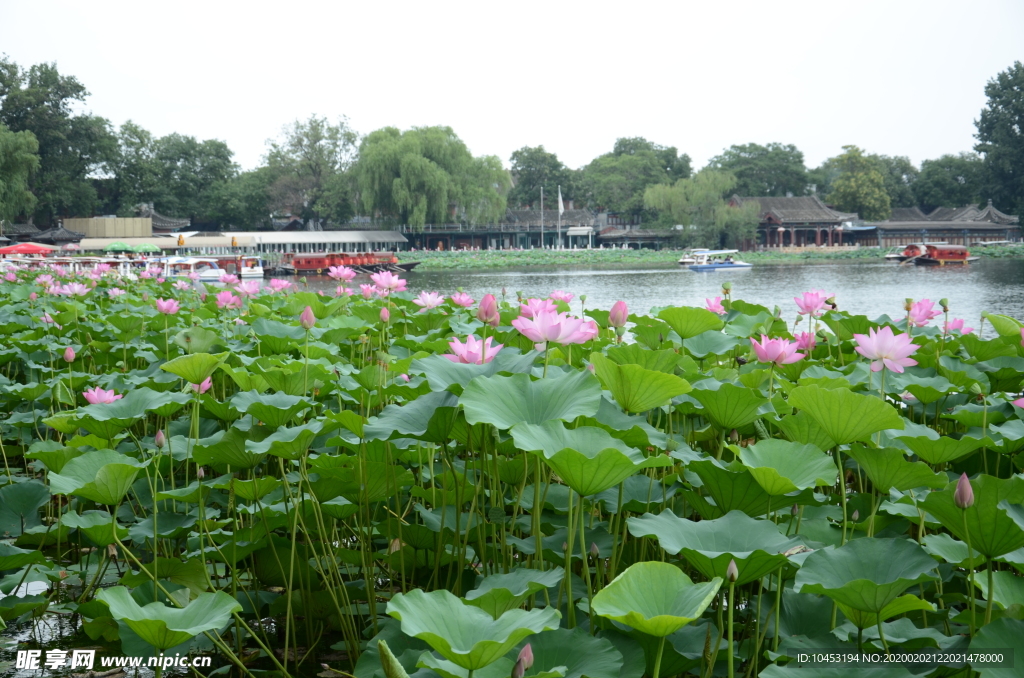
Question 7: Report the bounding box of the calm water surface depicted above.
[301,259,1024,325]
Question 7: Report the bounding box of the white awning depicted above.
[565,227,594,236]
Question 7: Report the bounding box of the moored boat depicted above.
[912,244,978,266]
[687,250,753,272]
[284,251,418,275]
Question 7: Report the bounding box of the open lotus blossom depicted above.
[908,299,941,327]
[234,280,261,297]
[327,265,357,282]
[549,290,574,303]
[268,278,293,293]
[139,270,153,279]
[187,271,201,281]
[794,290,832,316]
[751,335,805,365]
[190,377,213,394]
[853,325,919,373]
[173,280,191,291]
[609,301,629,327]
[443,335,504,364]
[370,271,407,294]
[520,298,558,318]
[219,273,240,284]
[155,298,180,314]
[477,293,500,326]
[107,288,126,298]
[944,318,974,334]
[705,297,726,315]
[450,292,474,307]
[360,284,375,299]
[95,263,112,274]
[512,309,599,348]
[3,272,16,283]
[83,387,122,404]
[1012,397,1024,408]
[412,291,445,311]
[36,274,53,286]
[794,331,817,352]
[215,291,242,309]
[60,283,89,296]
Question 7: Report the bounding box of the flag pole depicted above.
[557,185,562,250]
[540,186,544,250]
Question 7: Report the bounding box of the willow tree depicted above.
[0,123,39,221]
[356,126,510,229]
[644,170,760,248]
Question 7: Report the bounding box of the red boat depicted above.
[909,244,977,266]
[284,251,419,275]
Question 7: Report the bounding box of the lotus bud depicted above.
[586,362,595,373]
[726,558,738,583]
[299,305,316,330]
[590,542,599,558]
[154,430,166,449]
[791,504,798,516]
[399,374,409,382]
[380,307,390,323]
[197,465,205,480]
[63,346,75,363]
[517,643,534,670]
[954,473,974,509]
[722,281,732,293]
[512,658,526,678]
[851,510,859,522]
[501,287,507,298]
[609,301,628,328]
[562,541,568,552]
[29,292,37,301]
[729,429,739,443]
[477,294,499,326]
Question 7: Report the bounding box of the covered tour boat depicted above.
[686,250,753,272]
[911,244,977,266]
[284,251,419,275]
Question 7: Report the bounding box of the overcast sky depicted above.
[2,0,1022,173]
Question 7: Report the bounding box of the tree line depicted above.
[1,55,1022,242]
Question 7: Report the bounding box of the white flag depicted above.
[558,186,565,215]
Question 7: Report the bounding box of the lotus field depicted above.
[2,265,1024,678]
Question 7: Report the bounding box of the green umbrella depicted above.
[103,241,131,252]
[132,242,161,253]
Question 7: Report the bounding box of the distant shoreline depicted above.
[397,245,1024,271]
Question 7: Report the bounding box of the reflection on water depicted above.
[296,259,1023,325]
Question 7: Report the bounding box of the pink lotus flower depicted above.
[83,387,122,404]
[3,272,16,283]
[139,271,153,279]
[794,290,832,316]
[549,290,574,304]
[95,263,111,274]
[219,273,239,284]
[299,305,316,330]
[795,332,816,352]
[268,278,293,293]
[705,297,726,315]
[954,473,974,509]
[751,335,805,365]
[190,377,213,394]
[41,312,60,327]
[327,265,357,282]
[442,336,503,364]
[173,280,191,291]
[512,309,599,348]
[107,288,126,298]
[450,292,474,307]
[360,284,375,299]
[370,271,407,294]
[413,291,445,311]
[335,285,353,296]
[853,326,919,373]
[36,274,53,286]
[60,283,89,297]
[609,301,628,328]
[156,277,165,283]
[64,346,75,362]
[28,292,37,301]
[155,298,180,314]
[154,430,166,449]
[216,291,242,309]
[380,307,390,323]
[1012,397,1024,408]
[518,644,534,671]
[187,271,201,281]
[477,293,500,326]
[908,299,941,327]
[399,373,409,382]
[944,318,974,334]
[234,281,261,297]
[233,317,246,325]
[520,298,558,319]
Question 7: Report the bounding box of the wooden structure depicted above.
[911,244,973,266]
[860,201,1020,247]
[64,217,153,239]
[729,196,857,247]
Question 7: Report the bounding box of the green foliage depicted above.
[706,142,808,197]
[582,137,690,220]
[0,122,39,220]
[914,152,986,211]
[507,146,577,208]
[644,169,761,248]
[975,61,1024,215]
[824,145,892,220]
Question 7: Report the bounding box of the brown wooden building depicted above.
[859,200,1020,247]
[730,196,858,247]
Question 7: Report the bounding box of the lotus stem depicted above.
[727,581,736,678]
[985,560,995,625]
[652,636,667,678]
[963,511,977,637]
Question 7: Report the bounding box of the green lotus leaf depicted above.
[921,475,1024,559]
[973,570,1024,609]
[192,427,266,470]
[411,351,538,392]
[0,480,49,536]
[921,533,987,569]
[628,510,804,585]
[386,589,560,670]
[591,561,722,637]
[461,371,602,430]
[844,445,947,492]
[739,439,838,495]
[120,557,209,596]
[837,594,935,630]
[684,330,741,358]
[604,344,682,373]
[415,652,551,678]
[690,382,767,431]
[48,450,150,505]
[657,307,724,339]
[901,435,985,465]
[687,459,777,517]
[589,353,691,413]
[60,510,127,547]
[794,538,938,622]
[377,639,412,678]
[213,476,281,502]
[969,617,1024,678]
[512,420,671,496]
[75,388,191,440]
[0,543,48,570]
[0,594,48,621]
[246,421,321,460]
[25,444,84,474]
[465,567,565,619]
[776,410,838,451]
[230,390,312,429]
[789,385,904,445]
[365,391,461,443]
[160,352,228,385]
[900,376,959,404]
[172,327,222,354]
[97,586,241,650]
[515,628,623,678]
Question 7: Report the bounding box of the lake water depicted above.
[300,259,1023,328]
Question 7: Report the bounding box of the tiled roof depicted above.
[731,196,858,224]
[2,222,41,236]
[33,225,86,242]
[505,209,597,226]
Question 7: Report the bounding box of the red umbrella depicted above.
[0,242,55,255]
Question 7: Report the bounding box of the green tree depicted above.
[0,57,116,223]
[151,134,236,222]
[913,153,986,212]
[707,142,808,197]
[975,61,1024,214]
[582,138,691,221]
[356,126,510,228]
[204,169,273,229]
[507,146,575,208]
[265,115,359,225]
[109,121,162,214]
[869,154,918,208]
[644,170,760,248]
[824,145,891,220]
[0,123,39,221]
